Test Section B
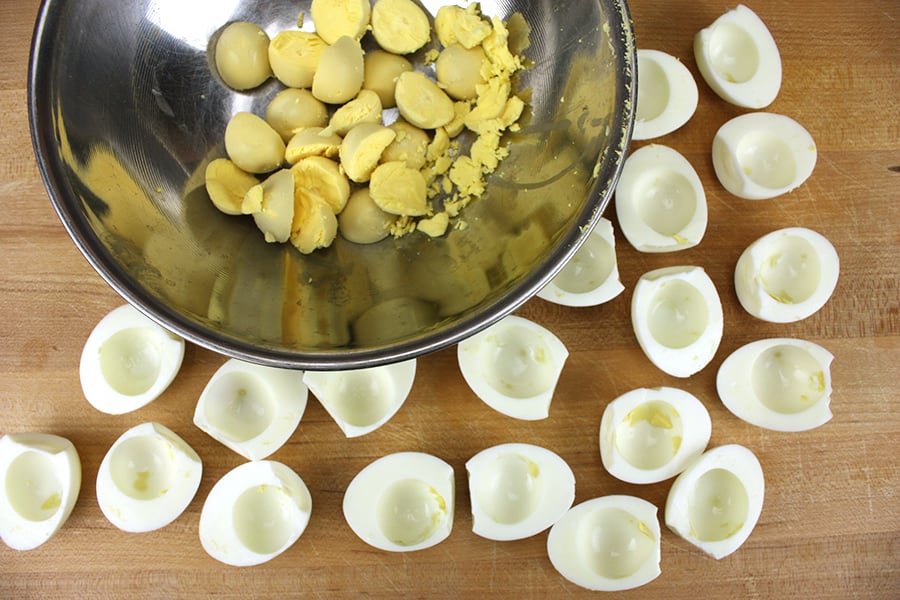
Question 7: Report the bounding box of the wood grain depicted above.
[2,0,898,598]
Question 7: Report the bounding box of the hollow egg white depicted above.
[0,433,81,550]
[96,422,202,533]
[631,265,724,378]
[734,227,839,323]
[717,338,834,431]
[615,144,707,252]
[633,49,698,140]
[458,315,569,420]
[302,359,415,438]
[193,358,308,460]
[80,304,185,415]
[665,444,764,559]
[466,443,575,541]
[199,460,312,567]
[343,452,454,552]
[547,495,661,592]
[599,387,712,484]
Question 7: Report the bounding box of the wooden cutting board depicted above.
[2,0,898,598]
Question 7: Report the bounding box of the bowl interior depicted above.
[29,0,635,369]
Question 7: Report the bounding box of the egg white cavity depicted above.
[631,266,723,378]
[193,358,308,460]
[0,433,81,551]
[458,315,569,420]
[599,387,711,484]
[466,443,575,541]
[712,112,817,200]
[615,144,707,252]
[735,227,839,322]
[717,338,834,431]
[302,358,415,437]
[547,495,661,592]
[80,304,185,415]
[694,4,782,108]
[537,217,625,306]
[665,444,764,559]
[343,452,454,552]
[199,460,312,567]
[633,49,698,140]
[96,422,201,533]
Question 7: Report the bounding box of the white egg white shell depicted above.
[79,304,185,415]
[547,495,661,592]
[0,433,81,551]
[631,266,724,378]
[457,315,569,420]
[599,387,712,484]
[537,217,625,307]
[665,444,764,559]
[694,4,782,109]
[96,422,201,533]
[615,144,708,253]
[343,452,454,552]
[302,359,415,438]
[466,443,575,541]
[712,112,817,200]
[735,227,839,323]
[199,460,312,567]
[633,49,698,140]
[717,338,834,431]
[193,358,308,460]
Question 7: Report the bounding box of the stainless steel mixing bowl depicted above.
[29,0,635,370]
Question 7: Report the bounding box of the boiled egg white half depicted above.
[199,460,312,567]
[80,304,185,415]
[717,338,834,431]
[631,265,724,378]
[537,217,625,307]
[547,495,661,592]
[466,443,575,541]
[734,227,839,323]
[633,49,698,140]
[665,444,764,559]
[694,4,782,109]
[458,315,569,420]
[193,358,308,460]
[712,112,817,200]
[343,452,454,552]
[599,387,711,484]
[615,144,707,252]
[96,422,202,533]
[302,359,415,438]
[0,433,81,550]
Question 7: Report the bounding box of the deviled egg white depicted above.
[712,112,817,200]
[615,144,708,252]
[694,4,782,109]
[547,495,661,592]
[734,227,839,323]
[537,217,625,307]
[599,387,711,484]
[302,359,415,438]
[80,304,185,415]
[200,460,312,567]
[466,443,575,541]
[631,266,724,378]
[665,444,764,559]
[633,49,698,140]
[343,452,454,552]
[457,315,569,420]
[193,359,308,461]
[96,422,201,533]
[0,433,81,550]
[717,338,834,431]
